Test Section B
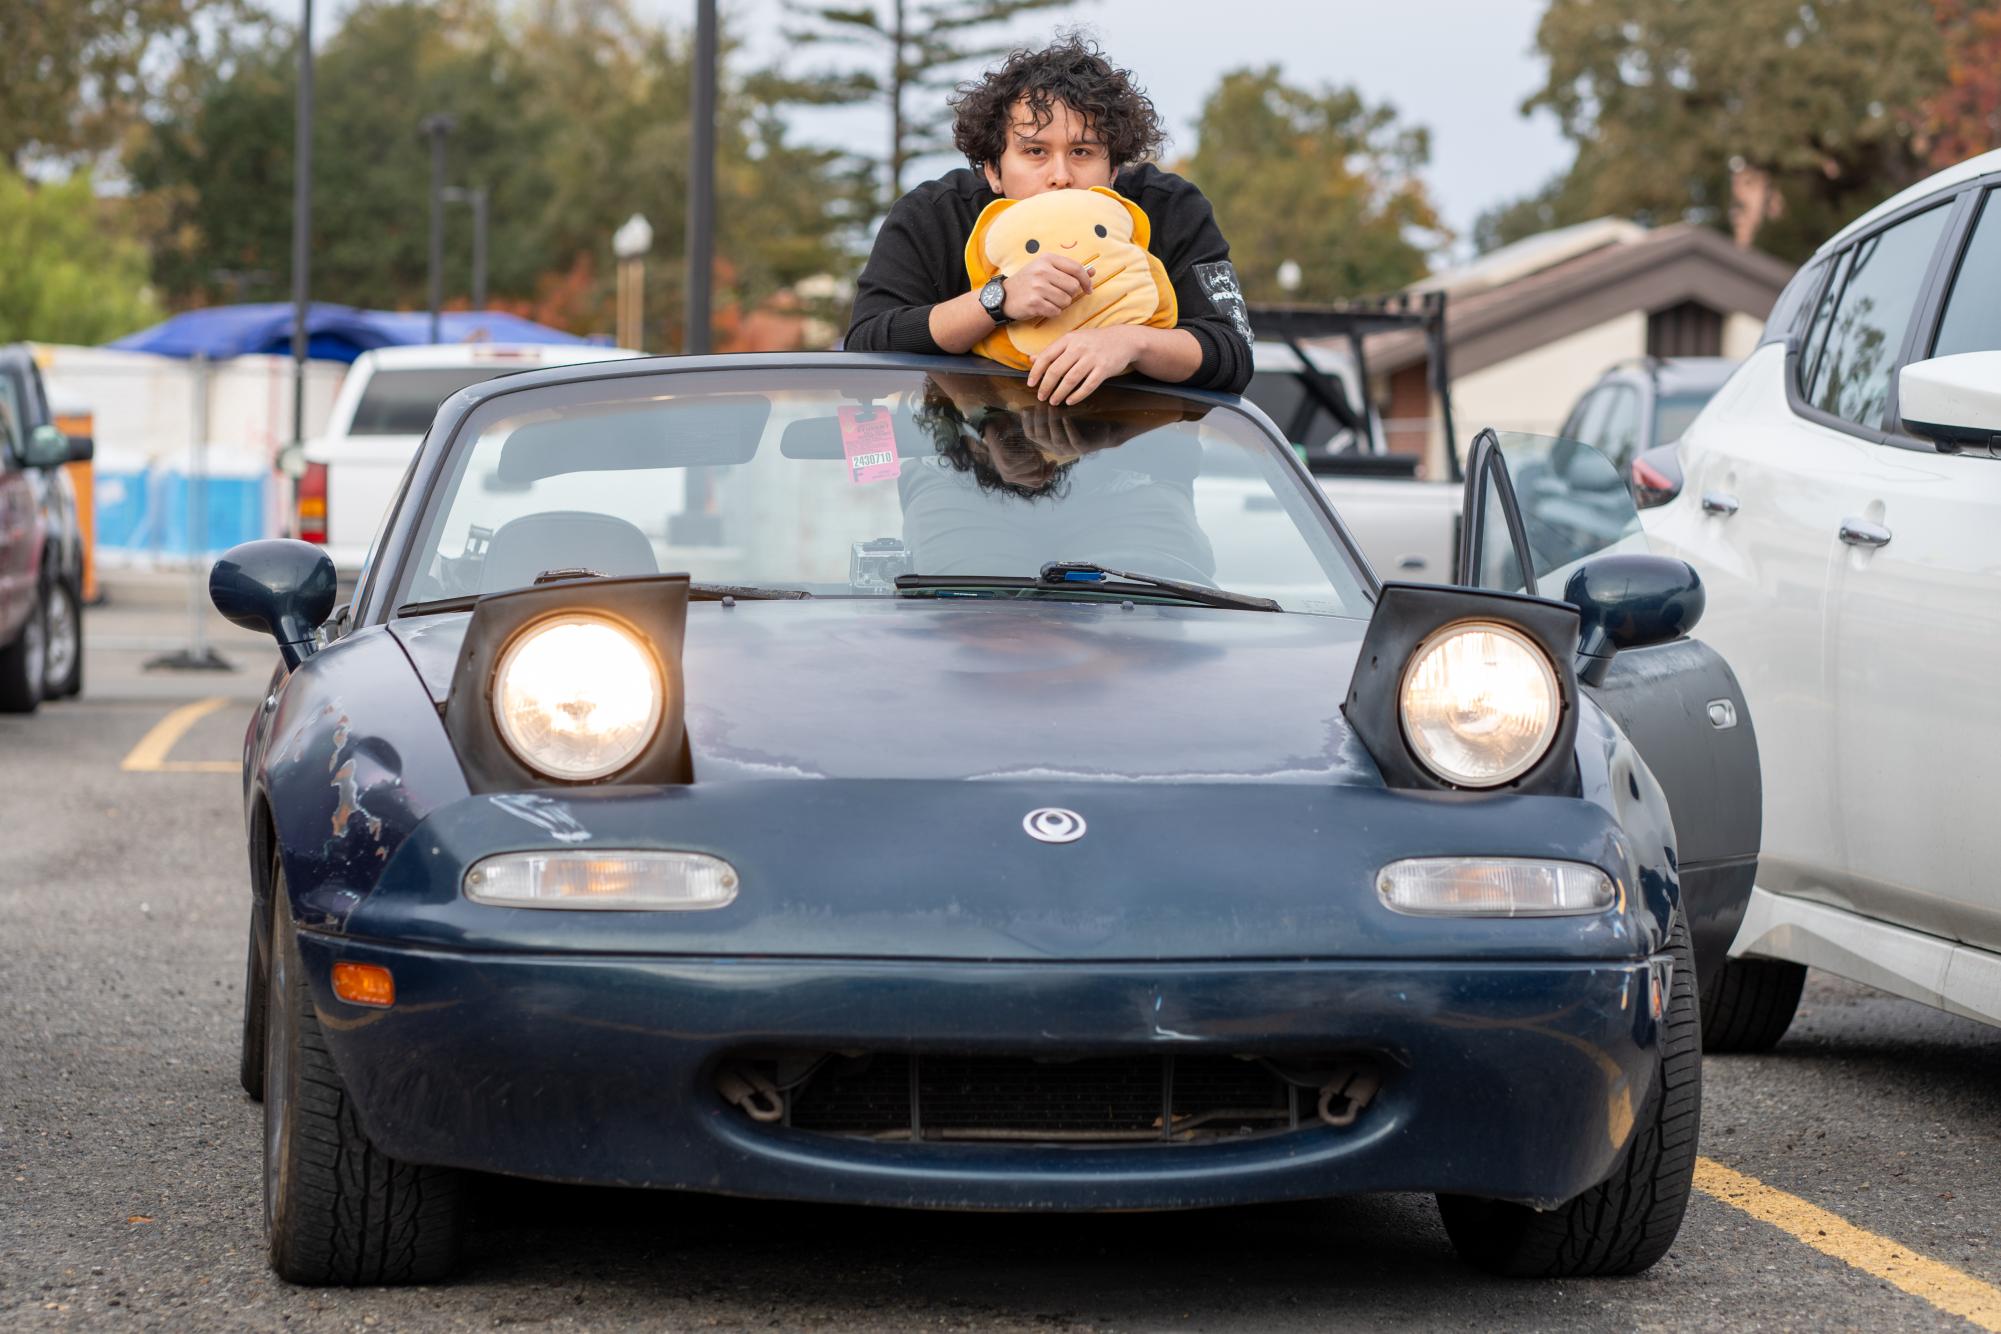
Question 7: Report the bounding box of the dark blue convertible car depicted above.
[212,353,1760,1286]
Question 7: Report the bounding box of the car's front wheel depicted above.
[42,574,82,699]
[0,586,46,713]
[1437,917,1700,1277]
[1700,956,1805,1053]
[264,882,464,1285]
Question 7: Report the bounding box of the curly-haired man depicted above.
[845,37,1253,406]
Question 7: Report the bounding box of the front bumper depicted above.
[298,935,1661,1211]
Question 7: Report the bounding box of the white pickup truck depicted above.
[298,343,641,575]
[1243,308,1463,583]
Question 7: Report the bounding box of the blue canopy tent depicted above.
[92,305,600,568]
[110,302,593,363]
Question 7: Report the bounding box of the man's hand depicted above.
[1027,326,1145,405]
[1001,254,1093,322]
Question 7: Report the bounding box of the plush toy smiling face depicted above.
[978,187,1146,279]
[963,185,1177,370]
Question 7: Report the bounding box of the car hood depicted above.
[389,599,1383,786]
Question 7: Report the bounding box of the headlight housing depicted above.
[1398,620,1560,788]
[493,613,664,781]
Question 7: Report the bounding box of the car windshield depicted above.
[350,368,531,436]
[392,365,1371,616]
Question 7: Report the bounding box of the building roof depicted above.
[1355,224,1796,379]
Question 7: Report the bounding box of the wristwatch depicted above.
[978,274,1011,325]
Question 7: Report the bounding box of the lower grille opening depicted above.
[717,1051,1380,1145]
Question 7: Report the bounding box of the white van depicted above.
[298,343,642,574]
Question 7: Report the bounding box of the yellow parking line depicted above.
[1695,1157,2001,1330]
[120,698,233,773]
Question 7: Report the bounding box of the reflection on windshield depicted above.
[395,367,1371,617]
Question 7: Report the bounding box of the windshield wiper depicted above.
[894,562,1280,613]
[1039,561,1280,612]
[396,579,811,618]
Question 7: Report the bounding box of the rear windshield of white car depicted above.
[349,368,528,436]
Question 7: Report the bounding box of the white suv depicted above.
[299,344,641,575]
[1640,148,2001,1048]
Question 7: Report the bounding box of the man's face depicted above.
[982,98,1115,198]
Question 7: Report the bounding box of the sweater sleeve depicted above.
[844,192,957,355]
[1151,182,1255,396]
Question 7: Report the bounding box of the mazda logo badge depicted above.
[1023,808,1086,844]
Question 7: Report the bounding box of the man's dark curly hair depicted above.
[951,35,1167,173]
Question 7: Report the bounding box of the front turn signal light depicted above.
[331,961,396,1007]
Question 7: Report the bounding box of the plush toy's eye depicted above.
[1025,239,1040,254]
[1094,224,1108,238]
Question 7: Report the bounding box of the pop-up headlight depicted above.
[442,574,692,791]
[494,614,664,780]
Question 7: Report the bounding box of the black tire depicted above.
[264,889,464,1285]
[0,585,45,713]
[42,574,82,699]
[239,897,268,1100]
[1438,917,1701,1278]
[1701,957,1805,1053]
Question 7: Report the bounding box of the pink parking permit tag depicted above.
[839,406,901,484]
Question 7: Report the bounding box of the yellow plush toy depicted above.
[964,186,1178,370]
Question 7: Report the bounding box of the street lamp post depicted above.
[687,0,717,355]
[614,213,654,352]
[419,114,455,342]
[290,0,314,450]
[442,185,489,311]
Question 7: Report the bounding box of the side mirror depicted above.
[1562,554,1704,685]
[209,539,338,670]
[1900,351,2001,450]
[1628,443,1683,509]
[65,434,95,464]
[23,424,70,469]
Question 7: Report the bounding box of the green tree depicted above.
[1178,67,1444,302]
[0,167,161,343]
[126,0,868,347]
[1493,0,1947,261]
[777,0,1080,200]
[0,0,262,170]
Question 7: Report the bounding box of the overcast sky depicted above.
[684,0,1576,254]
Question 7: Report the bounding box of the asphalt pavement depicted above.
[4,572,2001,1331]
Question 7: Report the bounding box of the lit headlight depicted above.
[1398,621,1560,787]
[494,614,664,780]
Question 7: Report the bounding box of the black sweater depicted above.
[844,164,1254,396]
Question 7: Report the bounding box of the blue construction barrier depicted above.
[93,467,269,562]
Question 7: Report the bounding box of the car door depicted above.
[1647,200,1956,922]
[0,381,34,638]
[1826,182,2001,949]
[1459,431,1763,982]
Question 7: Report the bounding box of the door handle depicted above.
[1700,491,1740,516]
[1838,517,1892,548]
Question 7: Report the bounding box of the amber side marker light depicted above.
[331,962,395,1008]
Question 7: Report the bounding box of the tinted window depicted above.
[1598,386,1643,469]
[1761,259,1823,346]
[1803,205,1951,429]
[1653,390,1718,446]
[1570,388,1615,448]
[1934,189,2001,358]
[1243,370,1357,452]
[349,368,524,436]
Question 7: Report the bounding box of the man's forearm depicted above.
[928,290,1002,354]
[1128,327,1204,384]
